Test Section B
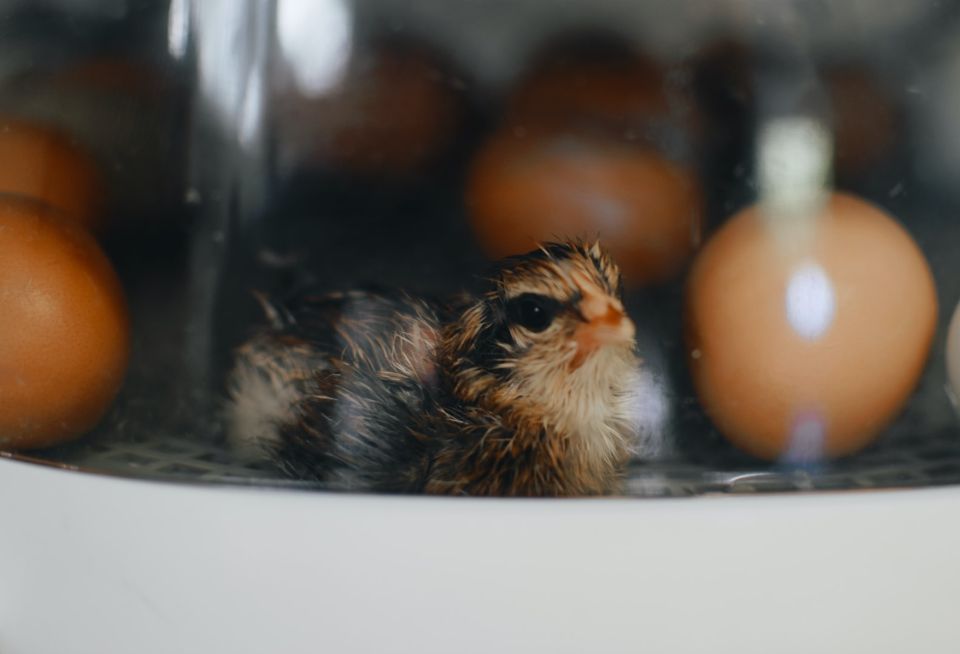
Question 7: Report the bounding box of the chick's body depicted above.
[227,241,640,496]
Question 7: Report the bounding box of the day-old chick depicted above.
[226,240,640,496]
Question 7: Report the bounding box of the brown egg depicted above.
[505,40,702,155]
[0,119,105,231]
[507,52,670,132]
[0,199,129,449]
[0,58,187,230]
[467,130,703,286]
[282,42,464,176]
[685,193,936,461]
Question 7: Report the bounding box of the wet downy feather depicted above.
[226,240,643,496]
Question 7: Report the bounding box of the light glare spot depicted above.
[783,411,826,465]
[277,0,352,97]
[167,0,189,60]
[785,262,835,340]
[238,68,264,149]
[626,369,670,459]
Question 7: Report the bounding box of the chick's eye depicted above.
[506,294,559,333]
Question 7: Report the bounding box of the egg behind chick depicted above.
[468,38,703,287]
[467,130,702,286]
[0,119,105,232]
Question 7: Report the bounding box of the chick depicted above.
[227,240,640,496]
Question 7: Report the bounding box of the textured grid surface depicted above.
[11,419,960,497]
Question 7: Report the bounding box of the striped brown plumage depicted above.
[226,240,641,496]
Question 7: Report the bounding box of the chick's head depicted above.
[448,240,638,420]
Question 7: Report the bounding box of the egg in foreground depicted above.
[686,192,936,461]
[0,199,129,449]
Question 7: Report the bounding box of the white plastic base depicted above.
[2,457,959,654]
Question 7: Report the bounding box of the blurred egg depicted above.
[508,49,668,130]
[0,199,129,449]
[686,192,936,461]
[0,58,187,229]
[467,130,702,286]
[0,119,104,231]
[280,41,466,177]
[506,40,699,157]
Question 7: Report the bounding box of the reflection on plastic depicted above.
[945,301,960,413]
[191,1,272,150]
[167,0,189,60]
[277,0,352,97]
[759,117,831,218]
[626,369,670,459]
[758,117,831,250]
[238,68,265,149]
[783,411,826,465]
[785,261,835,340]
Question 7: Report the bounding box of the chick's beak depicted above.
[572,294,635,366]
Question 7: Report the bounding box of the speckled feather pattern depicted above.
[226,241,642,496]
